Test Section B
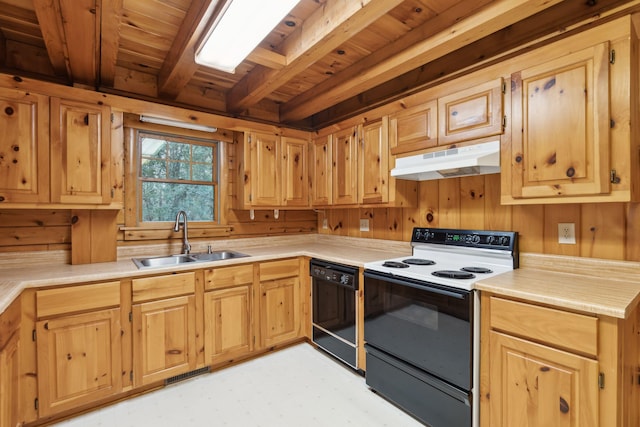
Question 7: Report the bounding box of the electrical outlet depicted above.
[359,218,370,232]
[322,218,328,229]
[558,223,576,244]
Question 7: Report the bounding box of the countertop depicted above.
[476,253,640,319]
[0,235,411,314]
[2,236,640,319]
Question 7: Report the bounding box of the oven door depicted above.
[364,270,472,390]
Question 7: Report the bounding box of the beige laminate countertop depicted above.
[0,235,411,315]
[476,253,640,319]
[2,236,640,319]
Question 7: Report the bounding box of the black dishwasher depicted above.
[310,259,359,370]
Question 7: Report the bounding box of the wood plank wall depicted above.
[317,174,640,262]
[0,210,71,252]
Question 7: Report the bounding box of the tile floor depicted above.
[53,343,424,426]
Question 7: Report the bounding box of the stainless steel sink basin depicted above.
[132,254,198,269]
[132,250,249,269]
[189,250,249,262]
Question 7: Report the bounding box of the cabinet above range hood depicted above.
[391,140,500,181]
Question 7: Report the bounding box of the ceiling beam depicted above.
[226,0,404,114]
[157,0,221,98]
[279,0,566,123]
[247,47,286,70]
[33,0,70,79]
[99,0,122,87]
[308,0,636,128]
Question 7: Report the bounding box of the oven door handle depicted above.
[364,271,468,300]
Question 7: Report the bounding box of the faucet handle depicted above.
[207,244,213,254]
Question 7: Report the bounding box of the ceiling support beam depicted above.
[279,0,566,123]
[157,0,222,98]
[99,0,122,87]
[33,0,70,79]
[226,0,404,114]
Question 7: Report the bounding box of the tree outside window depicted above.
[138,132,218,222]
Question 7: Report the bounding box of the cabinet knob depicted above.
[0,196,5,202]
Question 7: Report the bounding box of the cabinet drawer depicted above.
[204,263,254,290]
[490,297,598,357]
[36,281,120,318]
[259,259,299,281]
[132,272,195,303]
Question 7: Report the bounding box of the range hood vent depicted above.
[391,140,500,181]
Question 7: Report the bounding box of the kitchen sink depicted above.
[132,250,249,269]
[189,250,250,262]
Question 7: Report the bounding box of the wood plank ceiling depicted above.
[0,0,636,129]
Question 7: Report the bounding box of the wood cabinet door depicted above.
[204,286,252,364]
[259,276,300,348]
[249,131,281,206]
[438,78,503,145]
[281,136,309,207]
[36,308,122,417]
[0,88,49,204]
[132,295,196,386]
[332,127,358,205]
[50,98,111,204]
[510,42,610,199]
[489,331,598,427]
[389,100,437,155]
[359,119,389,204]
[311,136,332,206]
[0,332,20,427]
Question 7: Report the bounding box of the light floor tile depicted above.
[52,343,424,426]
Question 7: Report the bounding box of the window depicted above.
[138,131,219,222]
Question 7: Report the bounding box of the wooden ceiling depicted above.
[0,0,636,130]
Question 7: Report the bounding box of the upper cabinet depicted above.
[50,98,113,205]
[311,136,332,206]
[389,100,437,156]
[238,131,309,209]
[502,17,637,204]
[332,126,359,206]
[0,89,118,208]
[312,122,416,208]
[0,88,49,204]
[437,78,504,146]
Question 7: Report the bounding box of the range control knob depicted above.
[340,274,350,285]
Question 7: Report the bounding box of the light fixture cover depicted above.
[195,0,299,73]
[139,115,217,133]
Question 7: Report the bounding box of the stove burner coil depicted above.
[402,258,436,266]
[431,270,475,279]
[460,266,493,274]
[383,261,410,268]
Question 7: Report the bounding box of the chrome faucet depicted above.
[173,210,191,254]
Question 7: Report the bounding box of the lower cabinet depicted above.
[203,264,254,365]
[35,282,122,417]
[0,332,20,427]
[488,331,598,426]
[258,259,301,348]
[131,272,196,386]
[481,293,639,427]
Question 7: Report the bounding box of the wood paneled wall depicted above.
[0,210,71,252]
[317,174,640,262]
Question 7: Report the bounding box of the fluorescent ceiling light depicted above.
[139,115,217,133]
[195,0,299,73]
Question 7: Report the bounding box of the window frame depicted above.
[134,129,223,228]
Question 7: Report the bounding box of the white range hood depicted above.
[391,140,500,181]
